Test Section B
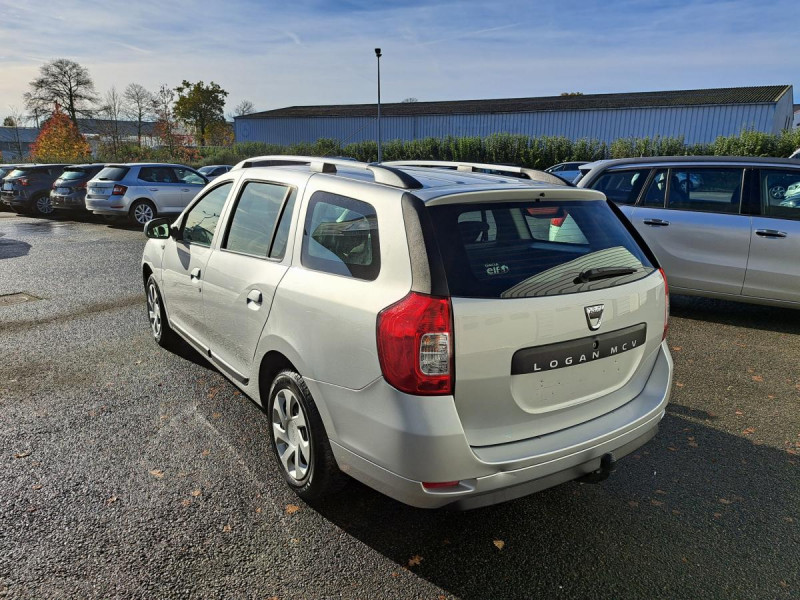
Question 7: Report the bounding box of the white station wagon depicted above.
[141,157,672,509]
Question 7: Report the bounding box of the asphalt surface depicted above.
[0,212,798,600]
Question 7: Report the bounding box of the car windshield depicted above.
[96,166,129,181]
[427,199,654,299]
[59,169,89,180]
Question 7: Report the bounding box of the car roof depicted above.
[107,163,194,168]
[583,155,800,169]
[230,156,605,203]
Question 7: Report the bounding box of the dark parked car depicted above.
[50,164,107,213]
[0,164,28,212]
[1,164,68,216]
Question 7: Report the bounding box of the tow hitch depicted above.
[578,453,616,484]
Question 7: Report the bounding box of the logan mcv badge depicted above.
[584,304,604,331]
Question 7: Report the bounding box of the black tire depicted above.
[32,194,55,217]
[267,370,345,501]
[145,275,178,349]
[130,200,157,226]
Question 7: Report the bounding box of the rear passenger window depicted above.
[301,192,380,281]
[589,169,650,204]
[667,168,742,214]
[224,181,291,257]
[760,169,800,220]
[182,183,232,246]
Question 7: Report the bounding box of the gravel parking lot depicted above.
[1,212,798,599]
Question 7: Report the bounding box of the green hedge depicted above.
[187,129,800,169]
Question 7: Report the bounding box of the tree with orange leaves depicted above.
[30,107,91,163]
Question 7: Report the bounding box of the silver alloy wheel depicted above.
[272,388,311,483]
[769,185,786,200]
[147,283,162,338]
[36,195,54,214]
[133,203,155,224]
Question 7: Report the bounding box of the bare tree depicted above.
[152,84,179,153]
[123,83,154,147]
[99,86,125,159]
[24,58,98,125]
[233,99,255,116]
[6,106,30,159]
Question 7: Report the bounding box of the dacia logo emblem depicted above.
[584,304,604,331]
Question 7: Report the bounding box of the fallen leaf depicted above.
[688,440,698,448]
[655,489,667,495]
[149,469,165,479]
[735,410,744,415]
[442,538,451,545]
[106,496,118,505]
[222,524,232,533]
[13,451,30,459]
[407,555,423,567]
[493,540,505,550]
[160,415,169,421]
[135,359,142,365]
[742,427,756,435]
[233,390,241,396]
[713,512,722,518]
[672,509,681,515]
[191,489,202,497]
[628,500,639,508]
[255,507,262,514]
[668,446,678,452]
[286,504,300,515]
[751,375,763,382]
[181,499,192,507]
[201,449,210,457]
[651,499,664,507]
[207,387,219,399]
[390,572,399,578]
[212,412,222,419]
[719,498,732,505]
[671,346,681,351]
[780,581,788,589]
[675,382,685,388]
[32,484,43,490]
[784,517,794,523]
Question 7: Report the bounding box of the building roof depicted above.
[0,127,39,143]
[77,118,157,137]
[241,85,792,120]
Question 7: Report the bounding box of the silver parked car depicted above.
[86,163,208,225]
[579,156,800,308]
[141,156,672,509]
[545,161,589,183]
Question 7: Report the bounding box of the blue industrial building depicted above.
[235,85,795,147]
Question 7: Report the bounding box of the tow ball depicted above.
[578,452,617,484]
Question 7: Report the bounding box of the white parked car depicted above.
[141,156,672,509]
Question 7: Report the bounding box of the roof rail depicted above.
[383,160,574,186]
[232,155,423,190]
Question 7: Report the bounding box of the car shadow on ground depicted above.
[302,413,798,599]
[670,294,800,334]
[0,233,31,260]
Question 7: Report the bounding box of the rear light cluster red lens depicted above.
[376,292,453,396]
[19,177,29,186]
[111,184,127,195]
[659,268,669,340]
[77,182,87,190]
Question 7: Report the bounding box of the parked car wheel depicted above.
[268,370,345,501]
[769,184,786,200]
[130,200,156,225]
[146,276,177,349]
[33,194,55,216]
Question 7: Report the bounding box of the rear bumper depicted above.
[2,191,28,207]
[86,195,129,215]
[318,340,672,509]
[51,192,87,210]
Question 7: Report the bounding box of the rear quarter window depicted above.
[428,199,654,298]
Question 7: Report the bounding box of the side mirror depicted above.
[144,217,172,239]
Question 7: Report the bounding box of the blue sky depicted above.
[0,0,796,120]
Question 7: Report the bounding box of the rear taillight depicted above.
[376,292,453,396]
[77,182,87,189]
[659,268,669,340]
[111,184,127,195]
[19,177,29,186]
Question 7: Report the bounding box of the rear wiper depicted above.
[576,266,638,283]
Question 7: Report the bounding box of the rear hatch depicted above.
[87,165,129,199]
[427,195,666,448]
[54,167,93,195]
[1,167,33,197]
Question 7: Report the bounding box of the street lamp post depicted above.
[375,47,382,163]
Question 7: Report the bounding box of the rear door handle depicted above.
[190,268,201,280]
[755,229,787,238]
[643,218,670,226]
[181,188,191,192]
[149,188,159,192]
[246,289,263,310]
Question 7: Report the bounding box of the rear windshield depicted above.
[427,200,654,299]
[7,169,31,178]
[95,166,129,181]
[59,168,89,180]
